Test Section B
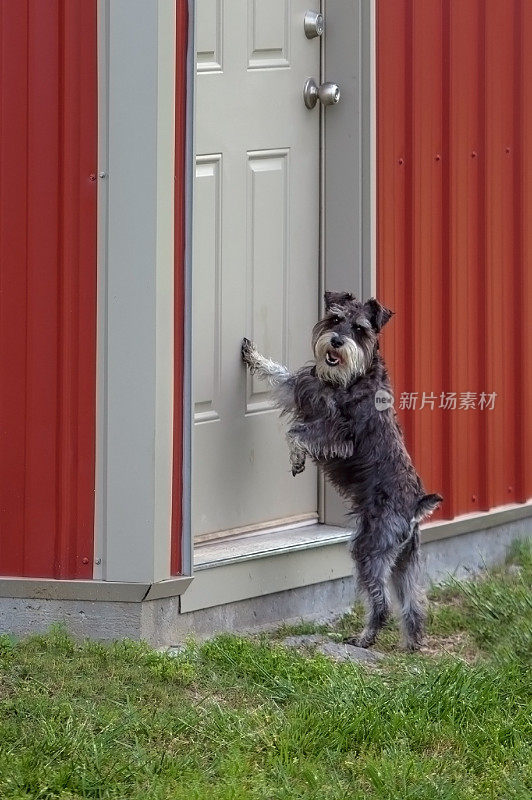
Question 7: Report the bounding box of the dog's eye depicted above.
[330,315,342,325]
[354,325,364,334]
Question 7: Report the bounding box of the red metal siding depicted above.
[172,0,189,575]
[0,1,97,578]
[377,0,532,520]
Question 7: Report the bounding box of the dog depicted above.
[242,291,442,650]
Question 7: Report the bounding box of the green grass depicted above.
[0,541,530,799]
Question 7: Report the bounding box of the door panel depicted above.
[193,0,320,538]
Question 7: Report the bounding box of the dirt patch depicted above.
[421,632,479,662]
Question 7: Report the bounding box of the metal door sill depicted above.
[194,523,351,569]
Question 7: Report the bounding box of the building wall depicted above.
[0,1,98,578]
[1,0,529,584]
[377,0,532,521]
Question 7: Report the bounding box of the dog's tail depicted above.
[413,493,443,523]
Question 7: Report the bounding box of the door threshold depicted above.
[194,522,351,569]
[195,514,319,546]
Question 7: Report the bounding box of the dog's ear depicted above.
[363,298,394,332]
[324,291,354,310]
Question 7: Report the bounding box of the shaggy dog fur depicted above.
[242,291,442,650]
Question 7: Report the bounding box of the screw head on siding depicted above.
[471,494,477,502]
[471,151,477,158]
[435,153,441,161]
[81,557,89,564]
[89,174,96,182]
[398,157,404,166]
[505,147,511,154]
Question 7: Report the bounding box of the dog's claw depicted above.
[241,337,255,365]
[343,635,372,649]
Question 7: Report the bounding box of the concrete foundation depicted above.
[0,518,529,647]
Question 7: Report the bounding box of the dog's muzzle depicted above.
[325,335,345,366]
[325,351,341,366]
[314,332,366,386]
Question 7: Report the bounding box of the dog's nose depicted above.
[331,335,344,349]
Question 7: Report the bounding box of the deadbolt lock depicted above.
[304,10,324,38]
[303,77,341,109]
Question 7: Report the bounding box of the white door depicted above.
[193,0,321,539]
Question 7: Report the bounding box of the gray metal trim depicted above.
[142,576,194,601]
[323,1,373,300]
[420,501,532,543]
[180,0,195,579]
[0,576,192,603]
[365,0,377,297]
[94,0,110,580]
[322,2,375,526]
[97,0,176,583]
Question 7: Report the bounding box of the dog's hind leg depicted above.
[346,543,395,648]
[391,528,426,651]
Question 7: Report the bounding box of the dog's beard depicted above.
[314,332,368,387]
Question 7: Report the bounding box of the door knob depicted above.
[304,10,324,38]
[303,78,341,109]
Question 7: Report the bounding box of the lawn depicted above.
[0,541,530,800]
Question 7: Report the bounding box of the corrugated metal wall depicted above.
[377,0,532,521]
[0,1,98,578]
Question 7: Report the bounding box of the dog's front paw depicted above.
[290,454,306,476]
[241,337,256,367]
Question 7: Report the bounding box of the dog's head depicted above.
[311,292,393,386]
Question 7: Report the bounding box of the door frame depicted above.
[321,0,377,525]
[179,0,376,574]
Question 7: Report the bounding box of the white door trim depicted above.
[322,0,376,300]
[322,0,377,525]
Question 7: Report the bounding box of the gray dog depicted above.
[242,291,442,650]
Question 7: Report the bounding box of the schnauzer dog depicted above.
[242,291,442,650]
